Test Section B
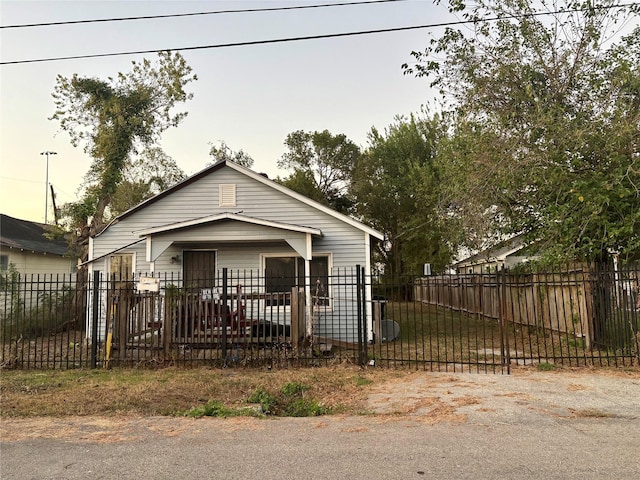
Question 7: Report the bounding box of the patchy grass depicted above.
[536,362,558,371]
[184,400,263,418]
[0,366,405,418]
[161,380,331,418]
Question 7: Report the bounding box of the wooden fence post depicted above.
[291,287,305,352]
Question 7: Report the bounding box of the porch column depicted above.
[364,232,373,342]
[304,232,313,337]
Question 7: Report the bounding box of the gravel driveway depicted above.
[365,368,640,424]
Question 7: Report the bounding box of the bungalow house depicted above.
[86,160,383,347]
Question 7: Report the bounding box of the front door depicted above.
[183,250,216,292]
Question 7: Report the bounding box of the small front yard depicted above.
[0,366,405,418]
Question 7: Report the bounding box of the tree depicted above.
[51,51,197,244]
[277,130,361,214]
[352,113,453,276]
[404,1,640,262]
[208,140,255,168]
[109,147,186,216]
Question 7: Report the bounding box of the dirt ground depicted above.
[364,367,640,424]
[2,367,638,443]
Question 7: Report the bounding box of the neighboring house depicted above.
[453,235,534,274]
[1,214,75,316]
[86,160,384,344]
[0,214,74,277]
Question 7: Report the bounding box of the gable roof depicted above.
[135,212,323,237]
[0,214,69,256]
[453,235,527,268]
[100,160,383,240]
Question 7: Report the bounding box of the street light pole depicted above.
[40,151,57,224]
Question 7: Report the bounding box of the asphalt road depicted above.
[2,370,639,480]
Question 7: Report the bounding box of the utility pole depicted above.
[40,151,57,224]
[50,184,59,226]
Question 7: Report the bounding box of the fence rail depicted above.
[2,264,639,372]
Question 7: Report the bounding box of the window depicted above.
[110,254,134,289]
[219,184,236,207]
[0,255,8,271]
[265,257,297,306]
[309,256,329,307]
[264,255,330,307]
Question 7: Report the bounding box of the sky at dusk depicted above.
[2,1,637,225]
[1,0,453,223]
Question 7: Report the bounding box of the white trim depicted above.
[79,239,145,266]
[99,160,383,241]
[364,232,373,341]
[88,236,94,262]
[108,251,136,278]
[260,251,334,311]
[135,212,322,237]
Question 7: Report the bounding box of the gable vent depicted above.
[219,184,236,207]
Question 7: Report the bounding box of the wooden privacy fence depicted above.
[414,266,639,351]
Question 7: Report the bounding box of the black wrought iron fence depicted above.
[1,272,88,369]
[410,263,639,371]
[2,264,638,371]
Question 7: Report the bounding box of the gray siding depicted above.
[92,166,370,271]
[88,164,377,343]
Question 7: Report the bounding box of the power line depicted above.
[0,176,42,184]
[1,3,637,65]
[0,0,406,29]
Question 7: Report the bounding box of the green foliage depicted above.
[278,382,327,416]
[0,263,20,293]
[276,169,328,204]
[281,398,328,417]
[109,148,186,216]
[208,140,255,168]
[353,111,453,275]
[277,129,360,214]
[51,51,197,241]
[405,1,640,262]
[280,381,309,397]
[0,265,24,340]
[536,362,558,371]
[247,387,277,414]
[245,382,328,417]
[185,400,259,418]
[1,276,76,341]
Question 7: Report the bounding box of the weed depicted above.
[536,362,557,371]
[356,376,373,386]
[565,337,586,349]
[281,382,309,397]
[282,398,328,417]
[185,400,246,418]
[247,387,277,414]
[245,381,329,417]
